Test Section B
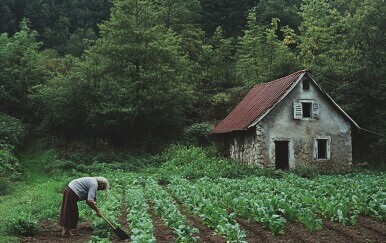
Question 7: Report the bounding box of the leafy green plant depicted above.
[145,179,199,242]
[0,148,23,180]
[159,145,262,179]
[126,187,155,243]
[182,122,213,146]
[0,113,27,148]
[0,178,12,195]
[89,235,111,243]
[169,177,248,241]
[291,164,320,178]
[5,212,39,236]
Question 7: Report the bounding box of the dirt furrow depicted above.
[164,187,226,243]
[148,201,176,243]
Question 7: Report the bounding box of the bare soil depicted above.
[149,202,177,243]
[21,221,92,243]
[22,216,385,243]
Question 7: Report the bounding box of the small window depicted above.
[294,100,319,120]
[313,137,331,160]
[303,79,310,90]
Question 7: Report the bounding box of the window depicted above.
[303,78,310,90]
[294,100,319,119]
[302,102,312,118]
[313,137,331,160]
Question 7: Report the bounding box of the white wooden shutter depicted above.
[294,102,302,119]
[312,102,320,119]
[326,138,331,159]
[313,139,318,159]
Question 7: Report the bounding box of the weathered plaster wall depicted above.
[258,79,352,170]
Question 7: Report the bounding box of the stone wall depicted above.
[228,128,265,167]
[226,124,352,171]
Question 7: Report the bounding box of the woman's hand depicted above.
[86,199,103,217]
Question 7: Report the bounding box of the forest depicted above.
[0,1,386,242]
[1,0,385,158]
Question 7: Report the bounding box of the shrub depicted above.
[0,113,27,148]
[159,145,263,179]
[0,148,23,180]
[291,164,320,179]
[0,178,12,195]
[5,212,39,236]
[182,122,213,146]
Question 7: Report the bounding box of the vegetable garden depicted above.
[84,172,385,243]
[2,144,385,243]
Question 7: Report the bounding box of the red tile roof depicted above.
[210,70,307,134]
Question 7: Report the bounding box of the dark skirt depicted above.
[59,186,79,229]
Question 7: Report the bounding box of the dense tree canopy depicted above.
[0,0,385,161]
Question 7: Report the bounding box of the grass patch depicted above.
[0,141,66,239]
[0,236,20,243]
[0,179,64,236]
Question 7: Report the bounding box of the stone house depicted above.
[210,70,361,170]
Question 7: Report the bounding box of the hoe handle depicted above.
[101,214,115,229]
[95,206,115,229]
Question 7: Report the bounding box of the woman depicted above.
[59,176,109,236]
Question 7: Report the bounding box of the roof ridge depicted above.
[253,70,307,87]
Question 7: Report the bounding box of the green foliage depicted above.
[0,1,21,35]
[0,148,23,180]
[89,235,111,243]
[254,0,302,29]
[298,0,339,69]
[291,164,320,179]
[48,139,166,171]
[91,221,111,239]
[145,179,199,242]
[237,12,299,85]
[23,0,111,55]
[0,113,26,147]
[159,145,264,179]
[41,142,165,176]
[182,122,213,146]
[0,236,20,243]
[200,0,255,37]
[195,28,242,121]
[43,159,77,175]
[5,212,39,236]
[0,19,48,116]
[32,0,198,148]
[0,179,64,238]
[0,178,12,195]
[0,0,385,162]
[2,141,386,241]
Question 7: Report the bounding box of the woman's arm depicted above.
[86,199,103,217]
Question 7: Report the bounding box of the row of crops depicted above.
[91,173,386,242]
